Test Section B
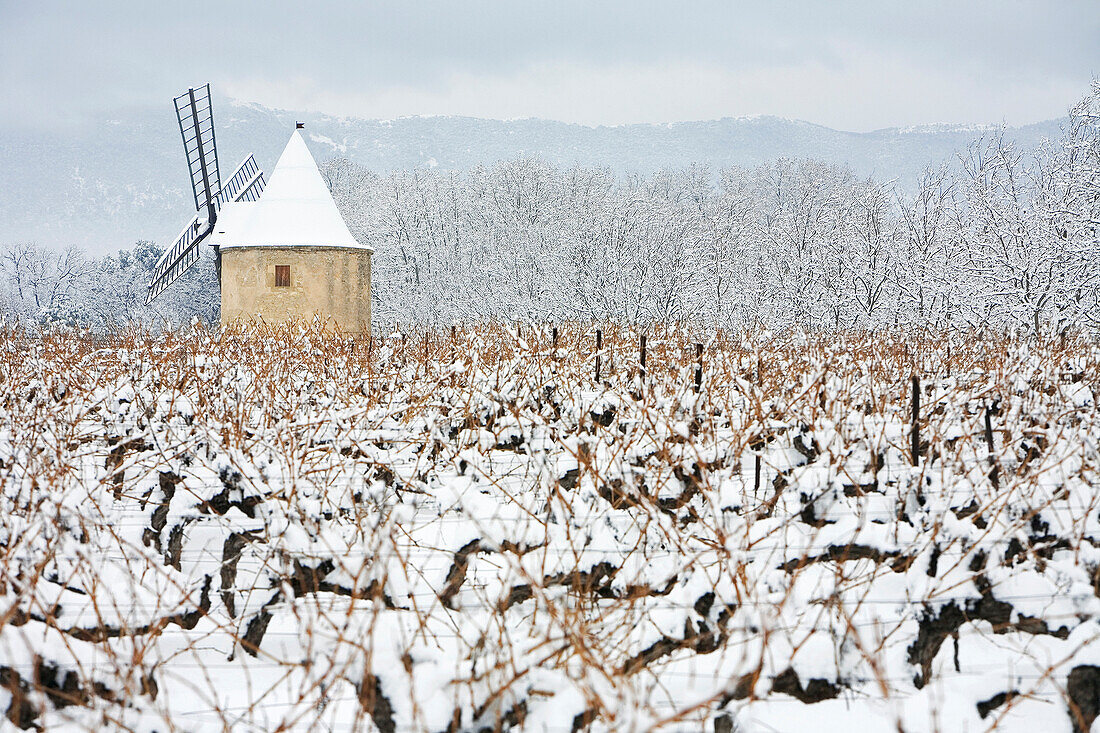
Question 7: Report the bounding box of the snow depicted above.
[210,130,370,251]
[308,132,348,154]
[5,325,1100,731]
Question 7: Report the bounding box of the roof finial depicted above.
[295,121,304,129]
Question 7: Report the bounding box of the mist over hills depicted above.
[0,95,1064,253]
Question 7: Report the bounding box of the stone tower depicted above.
[209,129,372,333]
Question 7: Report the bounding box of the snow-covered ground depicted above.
[3,323,1100,732]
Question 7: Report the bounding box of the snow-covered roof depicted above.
[210,130,371,251]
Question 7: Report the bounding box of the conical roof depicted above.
[210,131,370,250]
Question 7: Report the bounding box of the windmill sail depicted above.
[175,84,221,218]
[217,154,265,205]
[145,83,265,305]
[145,215,205,304]
[145,155,267,304]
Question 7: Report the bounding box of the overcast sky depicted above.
[1,1,1097,132]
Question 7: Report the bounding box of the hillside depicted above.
[0,96,1064,253]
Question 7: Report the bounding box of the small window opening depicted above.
[275,265,291,287]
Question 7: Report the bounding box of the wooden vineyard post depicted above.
[694,343,703,393]
[754,353,762,494]
[911,375,921,466]
[983,401,995,453]
[552,326,559,352]
[595,329,602,382]
[640,334,647,382]
[984,400,999,489]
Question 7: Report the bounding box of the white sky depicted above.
[1,0,1097,131]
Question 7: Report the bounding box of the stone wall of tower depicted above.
[219,246,371,333]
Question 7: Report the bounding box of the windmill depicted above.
[145,84,267,304]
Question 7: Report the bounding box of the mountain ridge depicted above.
[0,96,1065,253]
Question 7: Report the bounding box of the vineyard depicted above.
[3,322,1100,732]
